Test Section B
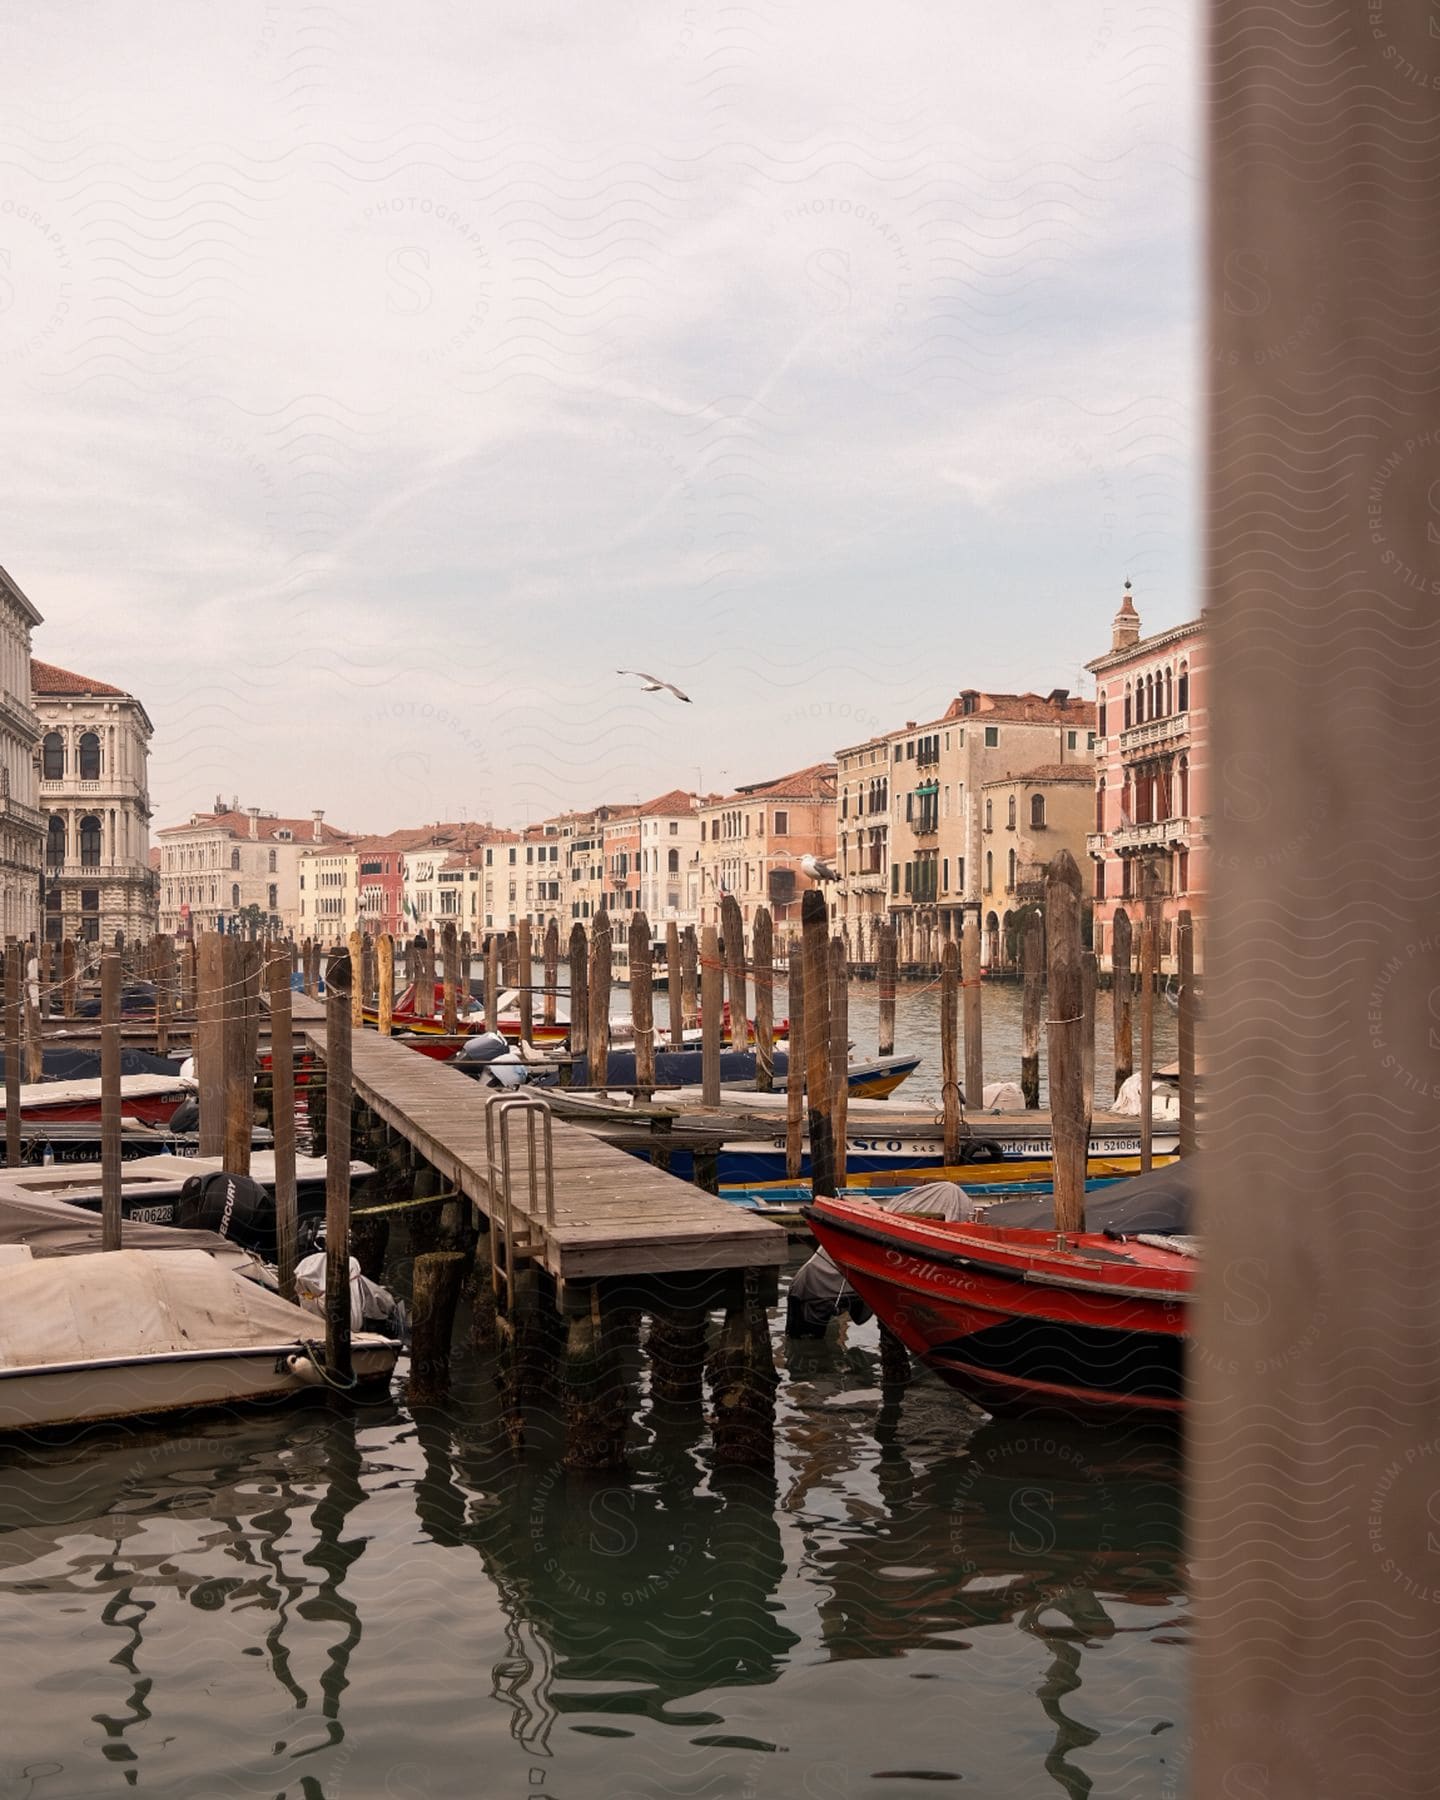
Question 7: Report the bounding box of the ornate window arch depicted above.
[41,733,65,780]
[78,733,101,779]
[79,815,102,868]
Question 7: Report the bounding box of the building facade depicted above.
[697,764,837,938]
[1086,587,1209,973]
[158,803,354,939]
[0,566,44,942]
[978,765,1095,966]
[834,691,1096,964]
[34,660,155,946]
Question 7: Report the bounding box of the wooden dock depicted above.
[303,1025,787,1283]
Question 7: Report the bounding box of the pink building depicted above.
[1086,586,1209,973]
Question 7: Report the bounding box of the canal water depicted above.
[0,985,1188,1800]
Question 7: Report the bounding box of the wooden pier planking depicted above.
[303,1026,787,1282]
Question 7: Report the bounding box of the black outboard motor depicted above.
[167,1096,200,1134]
[175,1171,273,1251]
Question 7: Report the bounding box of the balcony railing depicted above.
[1118,713,1190,753]
[1110,816,1191,851]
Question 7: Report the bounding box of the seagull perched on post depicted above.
[801,853,840,884]
[618,669,691,702]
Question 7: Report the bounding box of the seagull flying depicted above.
[618,669,691,702]
[801,854,840,884]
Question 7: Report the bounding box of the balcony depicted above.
[1118,713,1190,753]
[1110,816,1192,851]
[0,795,44,832]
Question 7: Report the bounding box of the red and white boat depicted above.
[0,1074,194,1127]
[361,982,570,1046]
[803,1164,1195,1417]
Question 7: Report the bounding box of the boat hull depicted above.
[0,1341,398,1433]
[698,1129,1180,1187]
[804,1197,1190,1417]
[559,1049,921,1100]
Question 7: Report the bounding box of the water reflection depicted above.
[0,1338,1186,1797]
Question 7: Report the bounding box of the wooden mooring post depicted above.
[4,943,20,1168]
[877,921,896,1057]
[222,935,254,1175]
[1138,918,1155,1174]
[961,908,983,1105]
[1044,851,1087,1236]
[195,933,225,1156]
[1020,908,1042,1108]
[785,942,805,1180]
[1081,948,1097,1121]
[665,920,682,1049]
[377,932,394,1036]
[442,921,459,1036]
[588,909,611,1092]
[680,924,698,1030]
[753,905,774,1092]
[543,919,559,1027]
[567,924,588,1084]
[61,939,77,1016]
[516,918,532,1045]
[101,948,122,1249]
[323,947,353,1383]
[802,890,834,1198]
[700,923,722,1107]
[1111,908,1133,1096]
[721,894,746,1050]
[486,930,502,1035]
[941,938,961,1162]
[1177,908,1196,1156]
[24,945,41,1085]
[266,946,300,1300]
[630,912,655,1094]
[349,928,365,1030]
[829,934,849,1186]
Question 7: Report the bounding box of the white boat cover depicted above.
[788,1182,981,1320]
[0,1188,257,1270]
[0,1249,323,1369]
[0,1074,193,1116]
[1111,1072,1181,1118]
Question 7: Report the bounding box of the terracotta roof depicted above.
[724,762,837,802]
[983,763,1095,786]
[637,787,698,817]
[160,810,357,846]
[32,659,128,698]
[440,850,486,871]
[351,821,499,854]
[941,691,1096,728]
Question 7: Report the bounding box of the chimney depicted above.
[1111,580,1142,652]
[1046,687,1070,705]
[312,808,324,843]
[248,806,260,839]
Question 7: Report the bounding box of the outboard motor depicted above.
[167,1096,200,1134]
[175,1171,273,1251]
[457,1030,509,1064]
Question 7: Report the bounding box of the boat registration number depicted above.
[129,1203,176,1224]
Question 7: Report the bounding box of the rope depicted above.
[298,1338,359,1392]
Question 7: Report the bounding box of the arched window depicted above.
[78,733,101,779]
[231,883,240,910]
[1179,755,1190,816]
[1144,673,1154,721]
[1098,691,1107,736]
[984,799,993,831]
[41,732,64,780]
[46,815,65,868]
[1031,793,1046,829]
[985,850,993,892]
[1096,779,1105,832]
[1123,685,1132,730]
[1177,660,1190,712]
[667,848,679,873]
[268,884,278,909]
[1007,848,1017,889]
[1164,666,1174,715]
[79,815,102,868]
[230,848,241,870]
[268,849,277,873]
[1007,795,1016,829]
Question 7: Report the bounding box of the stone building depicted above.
[977,765,1096,966]
[158,802,354,939]
[1086,585,1208,973]
[33,659,155,946]
[696,764,837,938]
[0,567,43,942]
[835,691,1096,965]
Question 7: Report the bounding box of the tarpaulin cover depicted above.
[982,1158,1194,1235]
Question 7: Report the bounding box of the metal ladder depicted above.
[485,1092,555,1333]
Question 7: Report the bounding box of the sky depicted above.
[3,2,1200,834]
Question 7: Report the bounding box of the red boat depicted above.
[0,1075,194,1127]
[361,982,570,1046]
[803,1165,1195,1417]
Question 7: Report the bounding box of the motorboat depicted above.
[0,1247,399,1433]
